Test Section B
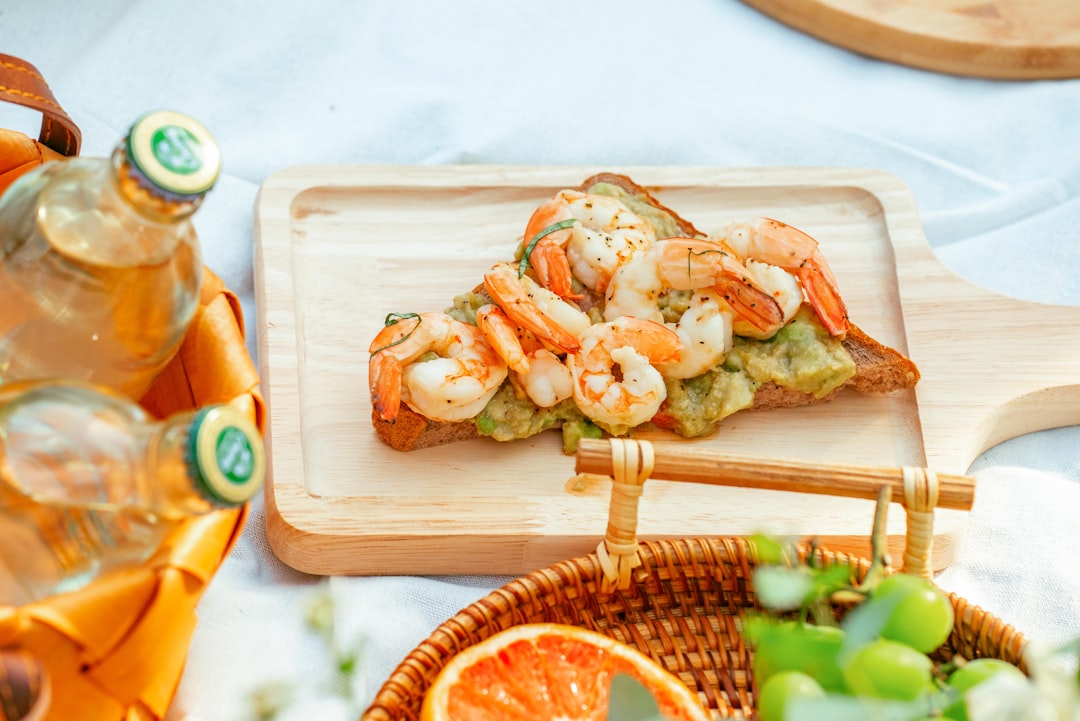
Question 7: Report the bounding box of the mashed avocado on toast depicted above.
[369,173,919,454]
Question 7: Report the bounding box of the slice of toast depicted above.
[371,174,920,452]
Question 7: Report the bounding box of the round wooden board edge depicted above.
[739,0,1080,80]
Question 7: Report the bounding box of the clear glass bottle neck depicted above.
[110,145,204,223]
[144,413,218,518]
[0,389,216,519]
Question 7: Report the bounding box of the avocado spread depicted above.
[729,307,855,398]
[587,182,686,239]
[446,290,487,325]
[656,309,855,438]
[474,383,601,454]
[453,305,853,453]
[657,368,759,438]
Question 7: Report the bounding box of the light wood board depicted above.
[741,0,1080,79]
[253,165,1080,577]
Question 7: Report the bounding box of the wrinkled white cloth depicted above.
[2,1,1078,719]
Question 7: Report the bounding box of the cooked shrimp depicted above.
[483,262,590,354]
[567,316,681,433]
[475,304,530,375]
[658,291,733,379]
[717,218,849,337]
[521,348,574,408]
[476,304,573,408]
[368,312,507,423]
[650,238,786,336]
[601,244,665,323]
[523,189,656,297]
[729,259,804,339]
[604,248,733,378]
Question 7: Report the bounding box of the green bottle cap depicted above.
[186,405,266,506]
[126,110,221,198]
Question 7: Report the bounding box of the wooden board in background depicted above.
[253,166,1080,577]
[741,0,1080,79]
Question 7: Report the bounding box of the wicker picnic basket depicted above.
[0,54,266,721]
[362,438,1029,721]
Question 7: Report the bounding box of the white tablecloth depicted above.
[3,2,1079,719]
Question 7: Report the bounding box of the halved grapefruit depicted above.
[420,622,710,721]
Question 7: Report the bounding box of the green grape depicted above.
[750,534,787,565]
[942,658,1027,721]
[841,638,933,700]
[757,671,826,721]
[870,574,955,654]
[752,621,848,692]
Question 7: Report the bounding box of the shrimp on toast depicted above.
[604,245,734,379]
[476,304,573,408]
[651,237,786,336]
[483,262,589,354]
[567,316,681,434]
[716,218,850,338]
[523,189,656,298]
[367,172,920,454]
[368,312,507,423]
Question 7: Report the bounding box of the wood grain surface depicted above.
[741,0,1080,79]
[253,165,1080,576]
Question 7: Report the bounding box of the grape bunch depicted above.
[743,535,1028,721]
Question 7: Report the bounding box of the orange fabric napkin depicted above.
[0,129,63,197]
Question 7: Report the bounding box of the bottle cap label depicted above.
[188,406,265,506]
[127,110,221,197]
[216,425,257,485]
[152,125,203,175]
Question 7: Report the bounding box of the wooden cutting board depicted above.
[740,0,1080,79]
[253,165,1080,577]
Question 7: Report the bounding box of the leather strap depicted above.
[0,53,81,156]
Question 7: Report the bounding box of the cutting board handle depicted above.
[574,438,976,590]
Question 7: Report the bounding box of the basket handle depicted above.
[0,53,81,156]
[574,438,976,590]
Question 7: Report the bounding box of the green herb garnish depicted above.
[369,312,421,356]
[518,219,577,278]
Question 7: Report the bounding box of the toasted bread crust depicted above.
[372,405,479,452]
[370,174,921,452]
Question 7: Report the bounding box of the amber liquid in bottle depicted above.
[0,381,263,606]
[0,150,204,399]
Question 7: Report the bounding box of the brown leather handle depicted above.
[0,54,81,156]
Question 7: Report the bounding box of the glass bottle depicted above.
[0,110,222,399]
[0,380,264,606]
[0,649,50,721]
